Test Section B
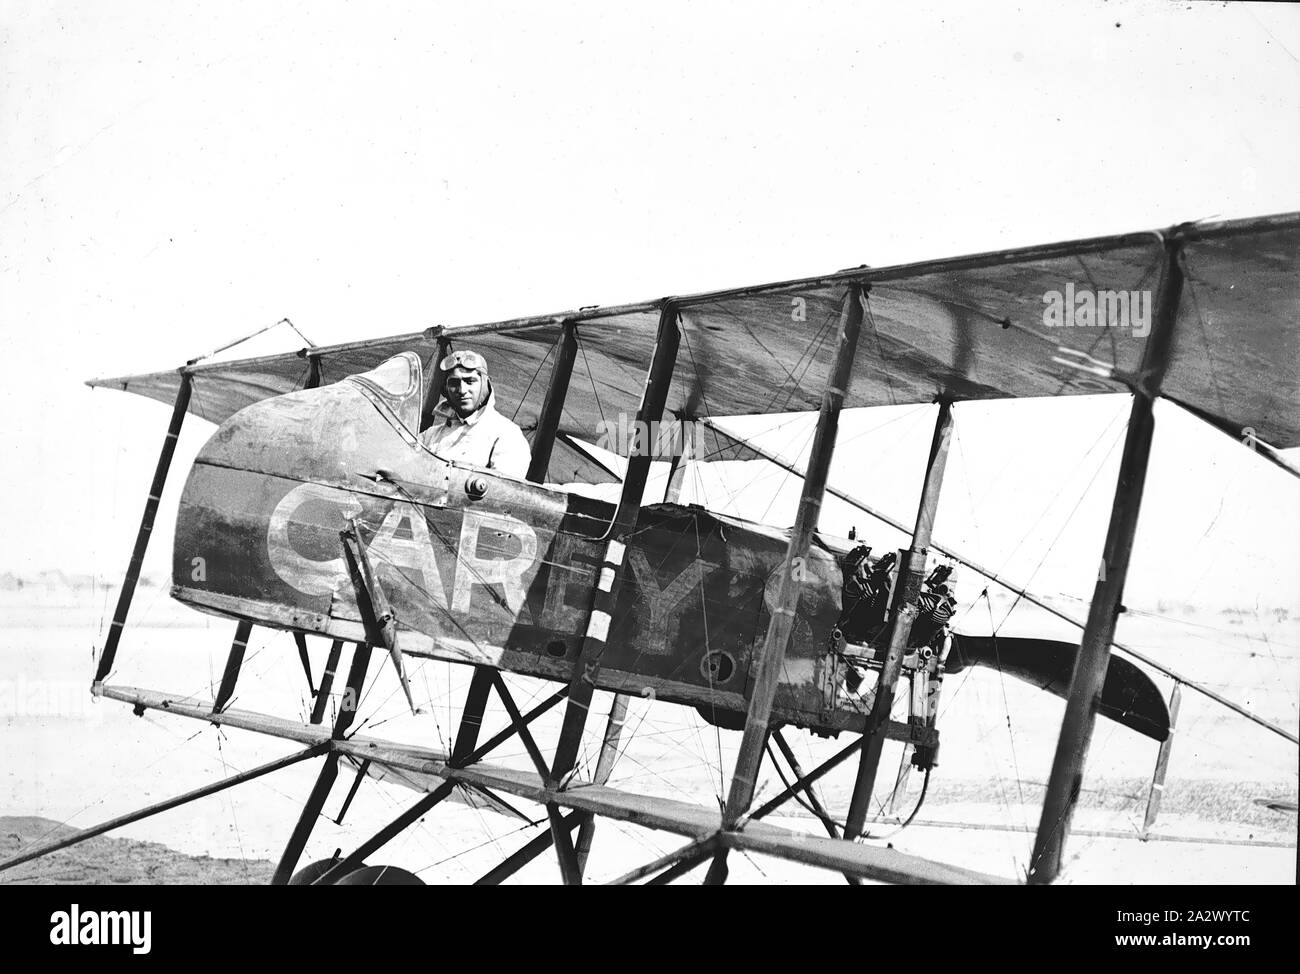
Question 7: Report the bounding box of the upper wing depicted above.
[88,212,1300,448]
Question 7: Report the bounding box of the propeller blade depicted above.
[947,634,1171,741]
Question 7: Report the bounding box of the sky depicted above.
[2,0,1298,613]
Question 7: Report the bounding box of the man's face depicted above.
[445,367,486,417]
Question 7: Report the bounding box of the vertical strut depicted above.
[334,759,371,826]
[452,667,495,763]
[270,754,340,886]
[573,693,630,875]
[1028,237,1185,885]
[705,284,864,884]
[443,323,583,830]
[212,619,253,714]
[526,320,578,483]
[293,632,315,696]
[94,373,193,684]
[541,323,629,874]
[446,320,581,841]
[310,640,345,725]
[543,301,678,886]
[551,301,681,781]
[548,805,583,885]
[845,399,954,839]
[664,440,688,502]
[330,642,374,739]
[270,642,373,885]
[1142,682,1182,834]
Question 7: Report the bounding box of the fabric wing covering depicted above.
[88,213,1300,459]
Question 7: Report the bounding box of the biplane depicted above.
[5,212,1298,885]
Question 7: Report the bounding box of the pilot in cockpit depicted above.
[420,349,532,478]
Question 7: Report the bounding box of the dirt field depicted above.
[0,815,273,884]
[2,587,1295,884]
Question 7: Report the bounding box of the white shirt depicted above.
[419,385,532,479]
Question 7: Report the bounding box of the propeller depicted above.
[947,634,1171,742]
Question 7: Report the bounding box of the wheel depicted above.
[287,857,366,885]
[335,864,425,885]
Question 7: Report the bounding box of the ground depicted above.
[0,815,273,884]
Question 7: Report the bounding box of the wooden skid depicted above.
[97,683,1009,885]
